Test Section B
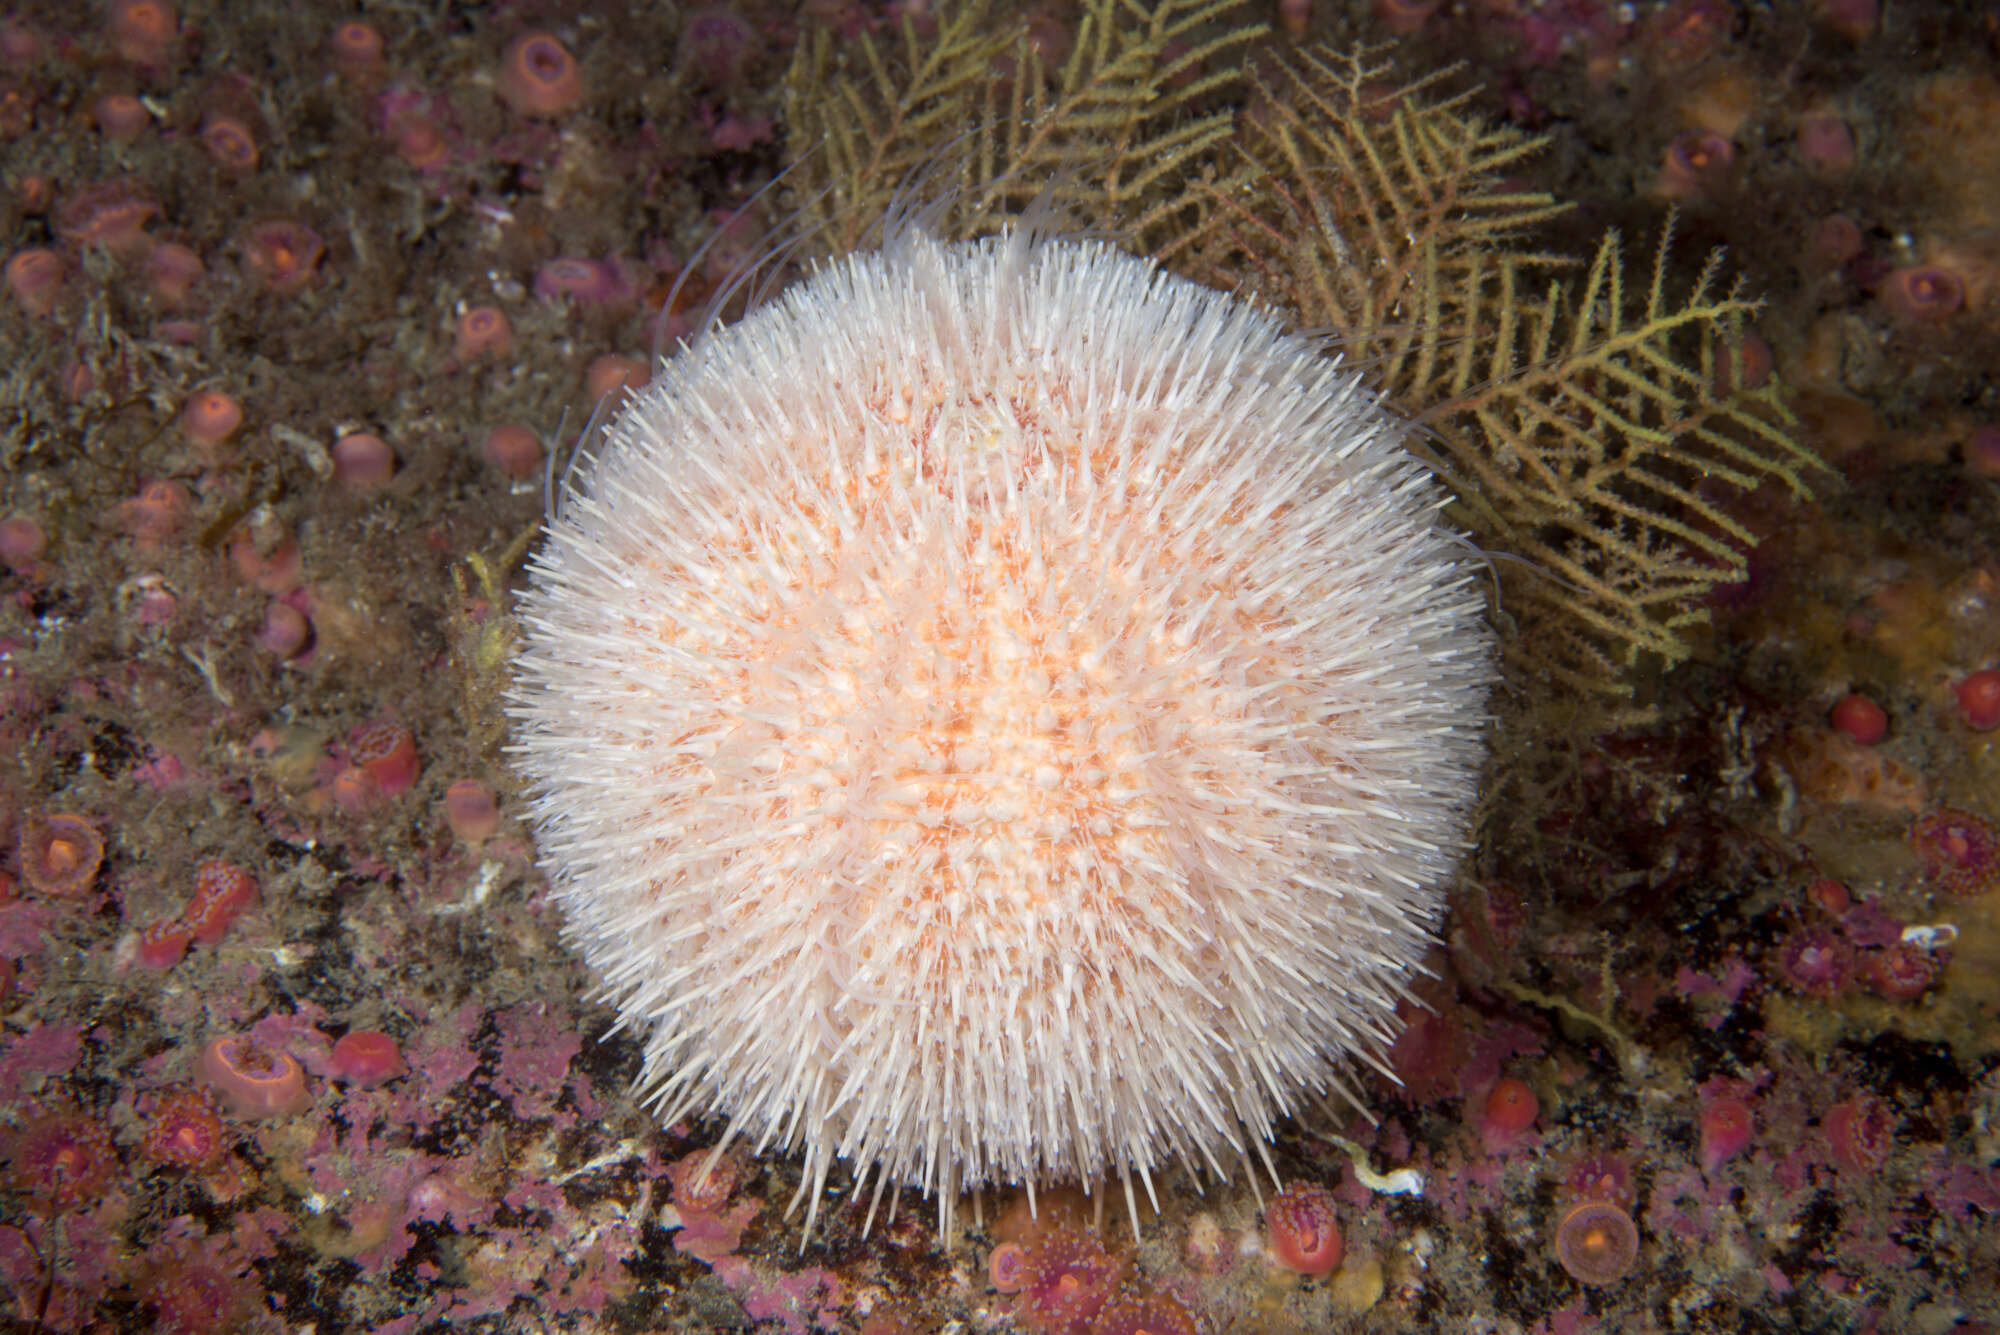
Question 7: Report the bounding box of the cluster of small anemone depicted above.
[986,1216,1201,1335]
[1764,859,1963,1008]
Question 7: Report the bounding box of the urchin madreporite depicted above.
[506,227,1495,1234]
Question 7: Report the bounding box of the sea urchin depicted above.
[507,228,1494,1234]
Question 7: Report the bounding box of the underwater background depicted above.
[1,0,1998,1331]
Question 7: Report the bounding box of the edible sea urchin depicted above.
[507,228,1494,1235]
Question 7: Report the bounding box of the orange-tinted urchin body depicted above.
[507,229,1495,1235]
